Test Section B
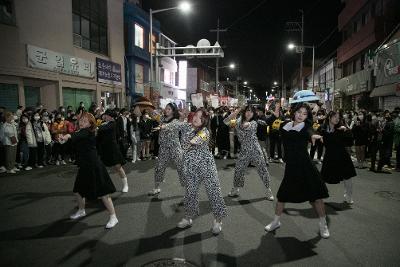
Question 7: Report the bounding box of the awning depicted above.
[370,83,399,97]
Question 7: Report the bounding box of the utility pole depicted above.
[300,9,304,90]
[210,18,227,95]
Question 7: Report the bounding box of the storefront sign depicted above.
[376,41,400,87]
[96,58,122,86]
[27,44,94,78]
[191,93,203,108]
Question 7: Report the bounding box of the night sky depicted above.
[142,0,344,96]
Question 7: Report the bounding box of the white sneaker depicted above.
[177,218,193,229]
[278,159,284,163]
[131,160,136,163]
[266,188,275,201]
[212,220,223,235]
[223,155,227,160]
[56,160,60,166]
[148,188,161,196]
[106,215,119,229]
[13,167,20,172]
[24,166,32,171]
[122,184,129,193]
[70,209,86,220]
[6,170,16,174]
[37,165,44,168]
[228,187,240,197]
[319,222,330,238]
[344,194,354,204]
[0,166,6,173]
[265,220,281,232]
[61,160,67,165]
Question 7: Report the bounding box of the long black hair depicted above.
[165,102,179,121]
[240,105,257,124]
[323,110,343,130]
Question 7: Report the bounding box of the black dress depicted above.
[72,128,116,200]
[277,122,329,203]
[321,127,357,184]
[96,121,126,167]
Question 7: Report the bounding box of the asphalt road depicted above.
[0,159,399,267]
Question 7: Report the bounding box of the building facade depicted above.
[124,1,187,107]
[0,0,126,112]
[335,0,400,110]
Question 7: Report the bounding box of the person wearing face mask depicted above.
[25,113,39,169]
[18,114,32,170]
[51,113,68,165]
[65,113,78,163]
[138,111,154,160]
[352,111,368,169]
[116,108,131,160]
[376,113,395,173]
[310,112,325,164]
[3,112,19,173]
[31,112,46,168]
[40,111,52,166]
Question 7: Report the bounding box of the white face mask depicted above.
[22,118,28,123]
[13,115,18,120]
[343,114,348,119]
[34,116,40,120]
[358,115,364,120]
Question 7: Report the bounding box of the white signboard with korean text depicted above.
[191,93,204,108]
[27,44,94,78]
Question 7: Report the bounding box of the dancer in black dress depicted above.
[321,111,357,204]
[62,112,118,229]
[265,103,330,238]
[97,109,129,193]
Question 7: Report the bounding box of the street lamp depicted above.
[229,63,235,69]
[150,2,191,88]
[273,81,278,86]
[287,43,315,91]
[244,81,248,85]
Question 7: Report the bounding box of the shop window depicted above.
[72,0,108,55]
[135,64,144,94]
[134,23,144,49]
[63,87,95,111]
[0,0,16,26]
[0,83,18,111]
[24,86,40,108]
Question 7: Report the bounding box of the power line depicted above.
[226,0,269,30]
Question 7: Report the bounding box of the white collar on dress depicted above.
[283,121,305,132]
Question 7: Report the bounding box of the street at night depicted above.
[1,0,400,266]
[1,160,399,266]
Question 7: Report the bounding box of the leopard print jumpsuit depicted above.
[227,118,272,189]
[154,118,185,187]
[180,123,227,220]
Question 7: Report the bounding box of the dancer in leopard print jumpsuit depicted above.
[176,108,227,235]
[224,104,280,200]
[149,103,185,196]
